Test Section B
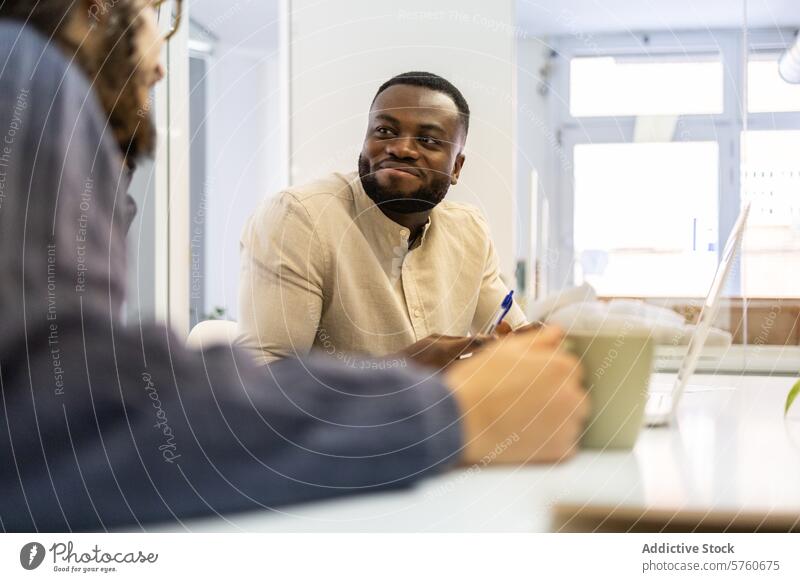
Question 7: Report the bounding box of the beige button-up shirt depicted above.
[238,171,527,364]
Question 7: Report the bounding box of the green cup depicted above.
[565,332,655,450]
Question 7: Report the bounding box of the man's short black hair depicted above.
[372,71,470,135]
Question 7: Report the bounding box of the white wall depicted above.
[289,0,519,279]
[516,36,557,301]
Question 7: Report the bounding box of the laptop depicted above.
[644,203,751,427]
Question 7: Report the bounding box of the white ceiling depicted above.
[188,0,799,48]
[517,0,800,36]
[190,0,279,51]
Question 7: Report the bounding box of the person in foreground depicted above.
[238,71,529,368]
[0,0,587,532]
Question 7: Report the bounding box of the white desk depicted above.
[159,374,800,532]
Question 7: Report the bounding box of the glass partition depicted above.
[519,4,800,373]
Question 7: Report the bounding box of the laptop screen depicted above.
[670,203,751,416]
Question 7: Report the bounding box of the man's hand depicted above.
[495,320,544,336]
[396,334,493,370]
[445,326,589,465]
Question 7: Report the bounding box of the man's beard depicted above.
[358,154,451,214]
[75,11,156,166]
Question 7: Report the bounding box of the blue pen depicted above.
[483,290,515,335]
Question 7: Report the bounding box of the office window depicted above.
[741,130,800,298]
[748,54,800,113]
[574,142,719,297]
[547,31,800,370]
[569,55,724,117]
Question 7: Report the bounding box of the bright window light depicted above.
[748,55,800,113]
[570,56,724,117]
[741,130,800,298]
[574,142,719,297]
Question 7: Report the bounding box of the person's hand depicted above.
[396,334,493,370]
[495,320,545,337]
[444,325,589,465]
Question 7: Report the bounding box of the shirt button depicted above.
[414,309,422,318]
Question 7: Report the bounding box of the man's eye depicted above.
[418,136,439,145]
[375,127,394,136]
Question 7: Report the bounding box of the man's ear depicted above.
[451,152,466,185]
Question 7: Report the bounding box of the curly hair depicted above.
[0,0,156,163]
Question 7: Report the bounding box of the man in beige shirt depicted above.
[239,72,528,366]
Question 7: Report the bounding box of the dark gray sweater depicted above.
[0,21,462,532]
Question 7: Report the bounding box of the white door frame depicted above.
[154,6,191,336]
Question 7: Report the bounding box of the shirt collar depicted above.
[350,171,433,252]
